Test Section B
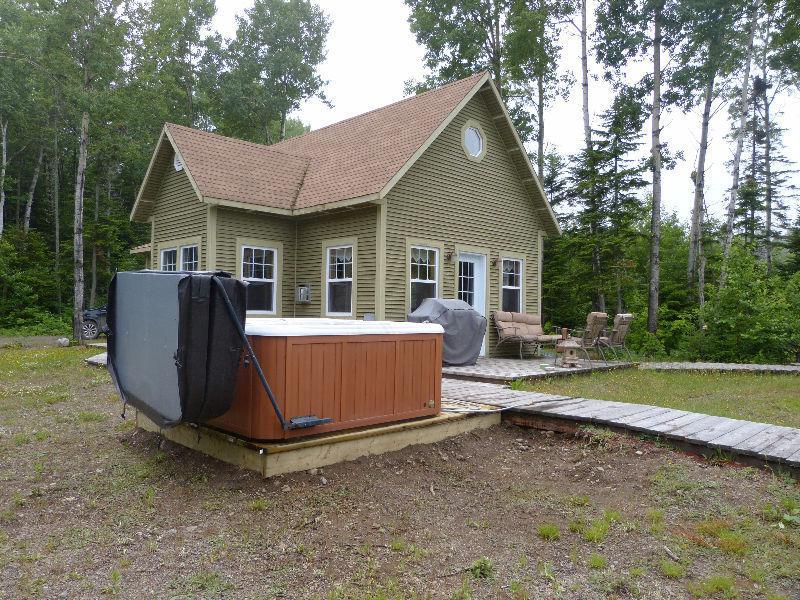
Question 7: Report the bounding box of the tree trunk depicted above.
[0,120,7,238]
[52,133,61,308]
[580,0,591,149]
[73,111,89,340]
[89,181,99,308]
[279,109,287,142]
[537,75,545,180]
[688,73,714,294]
[648,8,663,334]
[720,8,756,288]
[23,147,44,234]
[762,73,773,274]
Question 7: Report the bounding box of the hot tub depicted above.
[210,319,444,440]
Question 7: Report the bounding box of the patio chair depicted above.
[557,311,608,367]
[493,311,562,360]
[598,313,634,362]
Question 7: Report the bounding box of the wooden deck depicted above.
[442,357,635,383]
[640,361,800,374]
[442,379,800,469]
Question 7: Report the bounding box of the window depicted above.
[242,246,276,313]
[410,246,438,312]
[326,245,353,315]
[173,153,184,171]
[180,245,199,271]
[502,259,522,312]
[458,260,475,306]
[464,127,483,157]
[160,248,177,271]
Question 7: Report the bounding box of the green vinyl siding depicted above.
[151,166,207,269]
[216,207,296,314]
[294,207,377,318]
[384,93,545,356]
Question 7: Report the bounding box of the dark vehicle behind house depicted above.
[82,306,107,340]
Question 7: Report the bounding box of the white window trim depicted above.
[501,257,524,313]
[410,245,440,310]
[241,245,278,316]
[325,244,354,317]
[461,119,487,162]
[180,244,200,272]
[160,247,177,272]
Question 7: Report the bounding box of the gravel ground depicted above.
[1,347,798,599]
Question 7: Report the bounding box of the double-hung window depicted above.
[180,245,199,271]
[242,246,277,313]
[410,246,438,312]
[501,258,523,312]
[326,245,353,316]
[160,248,177,271]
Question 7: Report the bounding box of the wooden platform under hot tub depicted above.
[136,408,500,477]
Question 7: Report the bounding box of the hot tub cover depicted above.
[107,270,246,428]
[407,298,487,366]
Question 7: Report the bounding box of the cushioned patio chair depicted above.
[598,313,634,362]
[558,311,608,367]
[493,311,562,360]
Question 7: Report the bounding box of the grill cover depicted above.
[407,298,486,366]
[107,271,246,428]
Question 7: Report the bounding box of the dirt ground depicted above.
[1,347,799,599]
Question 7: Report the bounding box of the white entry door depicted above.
[457,252,487,356]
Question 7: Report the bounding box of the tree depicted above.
[595,0,686,333]
[208,0,329,143]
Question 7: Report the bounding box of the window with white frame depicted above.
[410,246,438,312]
[501,258,523,312]
[160,248,177,271]
[180,245,199,271]
[326,245,353,315]
[242,246,277,313]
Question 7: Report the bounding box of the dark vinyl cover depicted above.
[107,271,246,428]
[407,298,487,366]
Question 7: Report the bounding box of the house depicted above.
[130,71,560,357]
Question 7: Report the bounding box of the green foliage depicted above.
[537,523,560,541]
[469,556,494,580]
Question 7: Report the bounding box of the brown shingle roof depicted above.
[165,124,309,211]
[164,72,487,212]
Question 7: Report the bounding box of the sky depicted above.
[212,0,799,224]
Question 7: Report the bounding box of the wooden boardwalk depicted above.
[442,357,634,383]
[442,379,800,468]
[640,361,800,374]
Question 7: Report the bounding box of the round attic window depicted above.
[461,120,486,161]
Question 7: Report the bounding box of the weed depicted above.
[687,574,736,598]
[652,463,716,502]
[646,508,665,533]
[603,508,621,523]
[451,577,473,600]
[509,579,529,599]
[583,519,610,543]
[716,531,748,555]
[469,557,494,580]
[12,433,31,446]
[102,569,122,596]
[249,498,270,511]
[588,553,607,569]
[466,518,489,529]
[508,379,526,391]
[659,560,685,579]
[172,571,232,594]
[33,430,51,442]
[581,425,616,448]
[568,494,591,507]
[537,523,560,541]
[389,539,406,552]
[568,519,585,534]
[140,487,155,509]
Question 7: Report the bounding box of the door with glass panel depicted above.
[457,252,487,356]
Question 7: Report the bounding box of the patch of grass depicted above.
[652,463,716,502]
[580,425,617,448]
[509,579,529,599]
[171,571,232,594]
[77,411,107,423]
[660,560,685,579]
[583,519,610,543]
[716,531,748,555]
[12,433,31,446]
[469,557,494,580]
[587,553,607,569]
[687,574,737,598]
[520,370,800,428]
[568,519,585,534]
[537,523,560,541]
[568,494,591,507]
